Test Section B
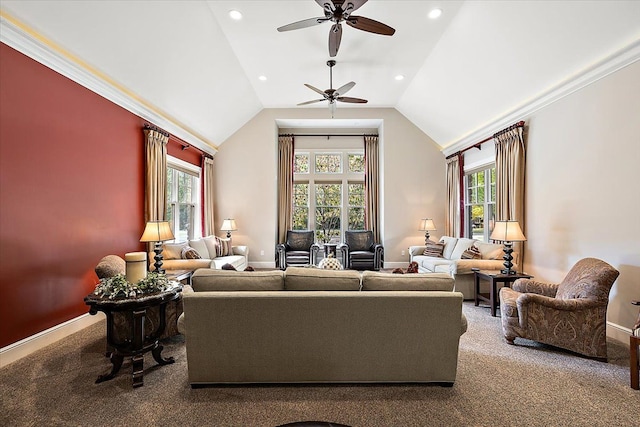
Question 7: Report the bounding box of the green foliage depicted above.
[294,154,309,173]
[348,154,364,172]
[315,154,342,173]
[93,272,172,300]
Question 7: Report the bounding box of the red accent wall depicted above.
[0,43,148,348]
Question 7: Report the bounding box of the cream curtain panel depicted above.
[445,156,461,238]
[277,135,294,244]
[494,127,526,257]
[144,129,169,222]
[364,135,380,243]
[203,157,215,237]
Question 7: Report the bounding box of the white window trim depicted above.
[464,165,495,242]
[167,155,202,242]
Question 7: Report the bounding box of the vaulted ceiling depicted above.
[1,1,639,153]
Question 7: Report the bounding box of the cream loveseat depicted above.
[150,236,248,272]
[179,267,467,386]
[409,236,517,300]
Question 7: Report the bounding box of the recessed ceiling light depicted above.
[428,8,443,19]
[229,10,243,20]
[258,75,267,81]
[395,75,405,81]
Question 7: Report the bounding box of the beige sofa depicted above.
[409,236,517,300]
[151,236,248,272]
[179,267,467,386]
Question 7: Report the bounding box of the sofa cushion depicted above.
[192,269,284,291]
[163,242,189,260]
[422,241,445,257]
[475,241,504,260]
[188,239,209,259]
[161,258,213,271]
[361,271,454,291]
[440,236,459,259]
[450,238,477,260]
[284,267,361,290]
[455,259,507,275]
[211,255,246,270]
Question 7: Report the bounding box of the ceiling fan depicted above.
[277,0,395,57]
[298,60,368,117]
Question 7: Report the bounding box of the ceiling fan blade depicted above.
[334,81,355,97]
[304,84,328,97]
[337,96,368,104]
[346,16,395,36]
[298,99,326,106]
[329,23,342,57]
[277,17,328,32]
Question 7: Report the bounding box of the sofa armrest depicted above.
[232,245,249,257]
[512,279,558,297]
[409,246,426,259]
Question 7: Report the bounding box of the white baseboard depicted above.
[0,312,105,368]
[607,321,631,347]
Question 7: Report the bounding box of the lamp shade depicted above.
[418,219,436,231]
[490,220,526,242]
[140,221,174,242]
[220,219,238,232]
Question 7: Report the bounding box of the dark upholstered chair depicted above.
[339,230,383,271]
[276,230,320,270]
[499,257,619,361]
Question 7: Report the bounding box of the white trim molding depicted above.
[443,38,640,157]
[0,10,217,156]
[0,312,105,368]
[607,321,632,347]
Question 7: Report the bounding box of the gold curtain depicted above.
[494,127,526,258]
[445,156,461,237]
[364,135,380,243]
[203,157,215,237]
[277,135,294,244]
[144,129,169,222]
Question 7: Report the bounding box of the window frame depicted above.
[463,165,495,242]
[166,155,201,242]
[293,148,365,243]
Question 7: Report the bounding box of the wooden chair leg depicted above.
[631,335,639,390]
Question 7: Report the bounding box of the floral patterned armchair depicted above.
[499,258,619,361]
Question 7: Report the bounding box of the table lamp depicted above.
[419,218,437,244]
[490,220,526,275]
[220,218,238,238]
[140,221,174,273]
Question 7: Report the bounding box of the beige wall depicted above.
[213,108,446,268]
[523,60,640,339]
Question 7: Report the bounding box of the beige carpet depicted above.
[1,302,637,427]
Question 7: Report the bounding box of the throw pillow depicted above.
[423,240,445,257]
[215,236,233,257]
[162,242,188,260]
[221,263,236,270]
[461,244,482,260]
[244,266,255,271]
[406,261,419,273]
[181,246,201,259]
[392,268,405,274]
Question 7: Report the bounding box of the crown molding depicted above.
[0,11,217,155]
[442,38,640,157]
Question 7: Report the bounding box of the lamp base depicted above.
[424,231,431,245]
[501,242,515,275]
[153,242,165,274]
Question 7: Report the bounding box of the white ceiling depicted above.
[1,1,639,151]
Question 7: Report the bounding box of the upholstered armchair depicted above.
[499,257,619,361]
[339,230,384,271]
[276,230,320,270]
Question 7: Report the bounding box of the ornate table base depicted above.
[85,286,181,388]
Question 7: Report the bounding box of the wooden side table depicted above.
[472,269,532,317]
[84,284,182,388]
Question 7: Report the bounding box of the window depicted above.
[293,149,365,243]
[166,156,201,242]
[464,166,495,242]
